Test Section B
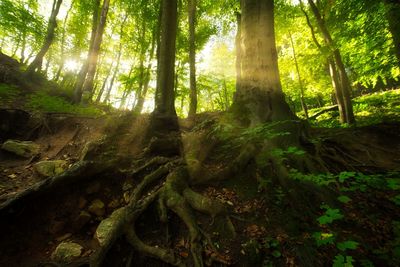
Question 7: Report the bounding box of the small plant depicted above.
[312,232,336,246]
[337,195,352,204]
[318,205,344,225]
[333,254,354,267]
[337,241,359,251]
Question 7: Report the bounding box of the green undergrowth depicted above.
[0,83,21,105]
[0,82,104,116]
[26,91,104,116]
[304,89,400,127]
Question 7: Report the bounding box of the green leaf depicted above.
[312,232,336,246]
[338,172,356,183]
[271,250,281,258]
[333,254,354,267]
[318,208,344,224]
[337,241,359,251]
[338,195,352,203]
[387,179,400,190]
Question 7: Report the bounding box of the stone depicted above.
[88,199,105,216]
[73,211,91,230]
[48,221,65,234]
[78,197,87,209]
[1,140,40,158]
[34,160,68,177]
[86,182,100,194]
[95,208,125,245]
[51,242,83,262]
[107,199,120,209]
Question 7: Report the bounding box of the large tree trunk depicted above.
[81,0,111,103]
[25,0,63,75]
[154,0,178,116]
[188,0,197,118]
[307,0,355,124]
[384,0,400,64]
[73,0,101,103]
[234,0,295,126]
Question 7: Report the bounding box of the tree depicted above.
[154,0,178,117]
[188,0,197,118]
[73,0,110,104]
[25,0,63,75]
[383,0,400,64]
[234,0,295,126]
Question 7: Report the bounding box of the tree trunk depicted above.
[55,0,75,82]
[20,32,26,64]
[95,62,113,103]
[384,0,400,64]
[134,29,157,114]
[26,0,63,75]
[300,1,347,123]
[188,0,197,118]
[289,32,309,120]
[73,0,101,103]
[234,0,295,125]
[81,0,111,103]
[154,0,178,116]
[235,12,242,92]
[307,0,355,124]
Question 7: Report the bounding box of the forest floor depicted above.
[0,57,400,267]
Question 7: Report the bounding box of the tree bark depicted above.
[26,0,63,75]
[95,61,114,103]
[188,0,197,118]
[81,0,111,103]
[154,0,178,116]
[307,0,355,124]
[73,0,101,103]
[234,0,295,125]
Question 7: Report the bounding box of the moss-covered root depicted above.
[125,226,184,267]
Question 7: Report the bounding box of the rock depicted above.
[73,211,91,230]
[78,197,87,209]
[95,208,125,245]
[1,140,40,158]
[51,242,83,262]
[49,221,65,234]
[86,182,100,194]
[56,233,72,242]
[108,199,120,209]
[34,160,68,177]
[88,199,105,216]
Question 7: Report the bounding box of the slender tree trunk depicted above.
[135,27,157,114]
[188,0,197,118]
[307,0,355,124]
[55,0,75,82]
[154,0,178,116]
[95,62,114,103]
[300,2,346,123]
[82,0,111,103]
[235,0,295,125]
[119,66,134,109]
[223,78,229,110]
[73,0,101,103]
[103,59,120,104]
[235,12,242,92]
[20,32,27,64]
[289,32,309,119]
[26,0,63,75]
[11,39,20,58]
[384,0,400,64]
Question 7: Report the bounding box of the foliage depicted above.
[317,205,344,225]
[333,255,354,267]
[26,91,103,116]
[0,83,21,105]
